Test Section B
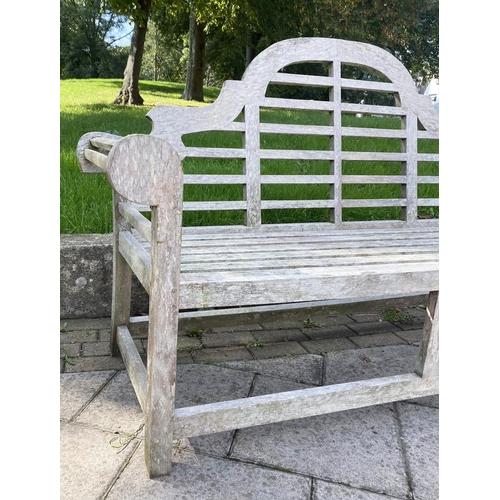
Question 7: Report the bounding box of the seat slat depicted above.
[181,226,437,240]
[180,251,438,272]
[181,229,438,246]
[180,227,438,245]
[180,246,437,264]
[179,262,438,309]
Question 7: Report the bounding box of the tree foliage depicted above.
[62,0,438,103]
[308,0,439,77]
[60,0,128,79]
[140,21,187,82]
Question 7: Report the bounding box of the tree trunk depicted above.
[181,11,206,102]
[245,32,261,68]
[113,1,151,105]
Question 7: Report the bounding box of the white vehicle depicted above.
[424,78,439,113]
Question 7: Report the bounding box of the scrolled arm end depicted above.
[106,134,184,207]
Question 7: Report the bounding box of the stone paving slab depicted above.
[75,370,145,434]
[300,336,358,354]
[200,330,256,348]
[60,371,115,421]
[60,422,138,500]
[301,324,355,340]
[347,320,401,336]
[176,364,254,407]
[251,328,308,343]
[323,345,439,409]
[191,345,254,363]
[394,329,423,345]
[62,354,126,373]
[231,408,410,498]
[106,444,313,500]
[177,335,202,352]
[324,344,419,384]
[81,341,111,357]
[397,403,439,500]
[175,364,255,456]
[313,480,400,499]
[219,353,324,385]
[230,375,411,498]
[207,323,263,333]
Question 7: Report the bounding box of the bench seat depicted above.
[123,223,438,309]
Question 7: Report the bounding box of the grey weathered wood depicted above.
[145,202,183,478]
[116,325,147,411]
[83,149,108,172]
[90,136,120,151]
[76,37,439,480]
[173,373,438,439]
[415,290,439,380]
[77,131,122,173]
[331,60,342,225]
[183,201,247,211]
[110,191,133,356]
[119,230,151,293]
[119,202,152,244]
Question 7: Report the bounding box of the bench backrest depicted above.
[150,38,439,231]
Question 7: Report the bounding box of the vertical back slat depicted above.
[331,61,343,226]
[403,115,419,224]
[243,104,261,227]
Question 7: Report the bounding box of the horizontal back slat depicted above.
[341,103,405,115]
[263,97,334,111]
[139,38,439,230]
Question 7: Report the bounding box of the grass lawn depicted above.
[60,79,220,234]
[60,78,438,233]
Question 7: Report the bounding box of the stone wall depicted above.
[60,234,148,318]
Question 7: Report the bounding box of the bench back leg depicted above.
[110,191,133,356]
[415,290,439,381]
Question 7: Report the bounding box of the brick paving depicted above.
[60,304,425,373]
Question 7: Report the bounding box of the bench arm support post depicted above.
[106,134,184,478]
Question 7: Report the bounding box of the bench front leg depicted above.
[105,134,184,478]
[144,204,182,478]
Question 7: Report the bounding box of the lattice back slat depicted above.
[147,38,438,230]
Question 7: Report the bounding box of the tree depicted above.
[203,0,438,84]
[307,0,439,80]
[181,8,206,101]
[109,0,153,104]
[140,21,187,82]
[60,0,127,79]
[108,0,196,104]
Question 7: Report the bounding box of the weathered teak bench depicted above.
[77,37,439,479]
